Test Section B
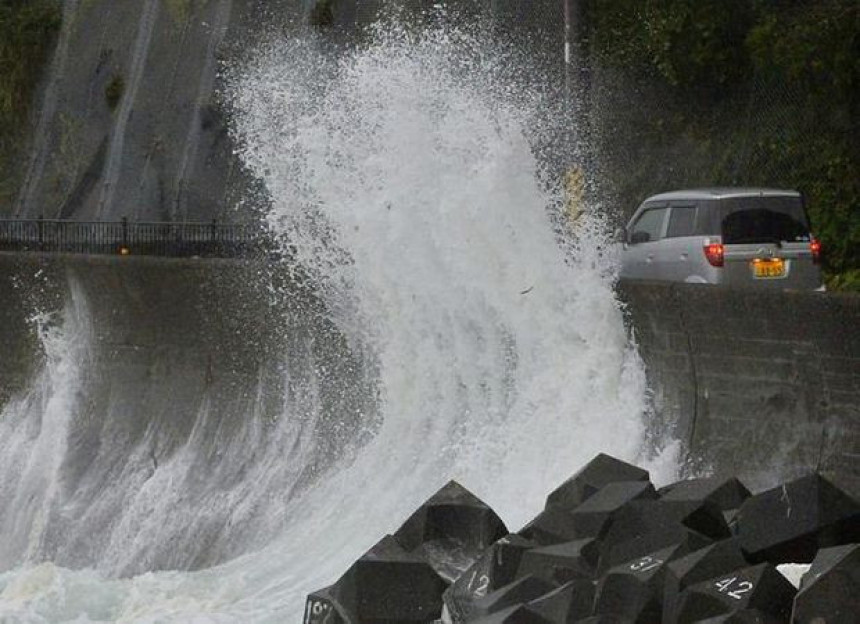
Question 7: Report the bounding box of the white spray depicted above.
[224,19,655,614]
[0,276,92,569]
[0,20,669,622]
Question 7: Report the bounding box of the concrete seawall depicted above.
[0,252,376,572]
[1,256,857,505]
[618,280,860,495]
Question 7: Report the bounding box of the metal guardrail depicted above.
[0,218,270,258]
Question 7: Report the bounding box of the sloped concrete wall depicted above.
[0,253,373,460]
[2,257,857,500]
[0,252,378,571]
[619,280,860,495]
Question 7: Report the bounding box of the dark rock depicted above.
[520,506,584,546]
[596,499,728,573]
[303,586,349,624]
[304,458,860,624]
[675,563,797,622]
[593,544,683,623]
[471,575,558,619]
[791,543,860,623]
[517,539,600,584]
[394,480,508,551]
[443,535,536,622]
[659,476,752,512]
[521,480,658,548]
[567,481,658,539]
[723,509,740,534]
[693,608,784,623]
[314,534,447,623]
[394,480,508,582]
[662,539,749,624]
[525,579,596,623]
[470,604,551,623]
[546,454,650,512]
[735,474,860,564]
[669,499,736,541]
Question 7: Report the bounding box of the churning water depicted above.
[0,21,670,622]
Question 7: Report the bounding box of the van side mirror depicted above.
[630,230,651,244]
[614,226,627,242]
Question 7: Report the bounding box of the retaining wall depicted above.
[1,257,857,501]
[618,280,860,495]
[0,253,375,571]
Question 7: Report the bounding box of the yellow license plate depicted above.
[752,258,785,278]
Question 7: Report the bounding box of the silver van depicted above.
[619,188,823,289]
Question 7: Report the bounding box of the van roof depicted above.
[645,188,801,202]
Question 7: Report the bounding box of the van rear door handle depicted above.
[646,254,654,262]
[680,253,688,260]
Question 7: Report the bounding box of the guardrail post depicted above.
[122,216,129,249]
[37,215,44,251]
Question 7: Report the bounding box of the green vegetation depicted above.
[104,74,124,110]
[0,0,61,202]
[589,0,859,288]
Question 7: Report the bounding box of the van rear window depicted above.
[720,196,810,244]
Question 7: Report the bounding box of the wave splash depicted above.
[226,18,654,615]
[0,19,662,622]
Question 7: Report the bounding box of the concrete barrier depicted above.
[0,252,376,572]
[1,256,857,504]
[618,280,860,495]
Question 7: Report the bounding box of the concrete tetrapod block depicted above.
[519,481,657,552]
[443,534,536,622]
[597,499,730,573]
[735,474,860,564]
[693,608,785,623]
[593,543,684,623]
[394,480,508,582]
[520,506,586,546]
[304,586,350,624]
[567,481,659,539]
[661,539,749,624]
[516,538,600,584]
[306,534,447,624]
[659,477,752,512]
[469,604,551,624]
[674,563,797,622]
[524,579,596,623]
[791,542,860,623]
[545,454,650,512]
[469,574,559,620]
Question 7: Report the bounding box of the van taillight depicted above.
[810,238,822,264]
[704,240,724,267]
